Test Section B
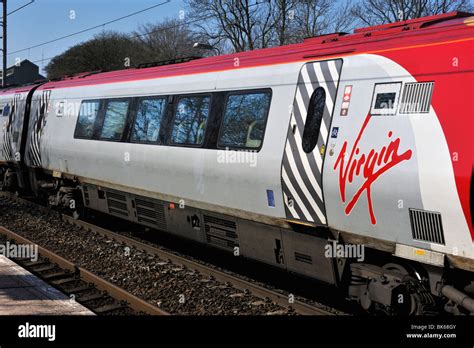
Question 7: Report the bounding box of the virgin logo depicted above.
[333,113,412,224]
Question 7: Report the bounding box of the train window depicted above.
[131,97,166,143]
[374,93,396,109]
[100,100,130,141]
[302,87,326,153]
[171,95,210,146]
[218,91,271,149]
[370,82,401,115]
[74,100,100,139]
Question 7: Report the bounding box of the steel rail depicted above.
[1,192,340,315]
[0,225,169,316]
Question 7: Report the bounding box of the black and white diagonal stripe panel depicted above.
[27,90,51,167]
[281,59,342,225]
[2,95,19,162]
[2,118,12,161]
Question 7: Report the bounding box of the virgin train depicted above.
[0,12,473,315]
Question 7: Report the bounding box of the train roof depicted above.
[3,11,473,95]
[0,83,40,96]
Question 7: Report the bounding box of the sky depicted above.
[6,0,186,74]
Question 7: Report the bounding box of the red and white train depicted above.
[0,11,473,314]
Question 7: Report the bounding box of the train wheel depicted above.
[382,263,438,315]
[0,169,17,192]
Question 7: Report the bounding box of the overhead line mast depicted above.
[1,0,34,87]
[1,0,6,87]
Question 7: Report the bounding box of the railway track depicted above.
[0,226,168,315]
[0,192,343,315]
[63,216,332,315]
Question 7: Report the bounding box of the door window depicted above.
[302,87,326,153]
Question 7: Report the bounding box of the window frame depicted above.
[130,95,168,145]
[169,93,213,148]
[98,97,132,142]
[73,99,102,140]
[216,88,272,152]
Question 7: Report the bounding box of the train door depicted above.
[281,59,343,226]
[0,99,8,162]
[1,93,22,163]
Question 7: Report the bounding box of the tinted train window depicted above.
[218,91,271,149]
[171,95,210,146]
[100,100,130,141]
[374,93,396,109]
[302,87,326,153]
[132,97,166,143]
[74,100,100,138]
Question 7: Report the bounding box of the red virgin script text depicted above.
[333,113,412,224]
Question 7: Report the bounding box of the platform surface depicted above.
[0,255,93,315]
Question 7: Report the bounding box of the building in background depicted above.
[0,59,45,86]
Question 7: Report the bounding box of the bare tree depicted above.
[351,0,473,26]
[186,0,355,50]
[133,18,200,62]
[186,0,264,52]
[271,0,357,44]
[331,0,357,33]
[272,0,299,45]
[294,0,332,38]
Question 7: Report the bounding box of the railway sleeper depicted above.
[94,303,127,314]
[22,260,48,267]
[42,271,72,281]
[77,292,106,303]
[51,277,80,286]
[30,264,56,273]
[63,284,95,294]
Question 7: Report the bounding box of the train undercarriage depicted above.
[1,165,473,315]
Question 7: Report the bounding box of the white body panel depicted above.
[323,54,473,259]
[34,63,303,218]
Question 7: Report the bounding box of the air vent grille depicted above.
[135,198,167,230]
[295,252,313,264]
[203,215,238,251]
[409,208,445,245]
[83,186,89,206]
[399,82,434,114]
[203,215,236,230]
[107,191,128,218]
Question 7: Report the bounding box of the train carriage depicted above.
[1,11,473,314]
[0,84,40,189]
